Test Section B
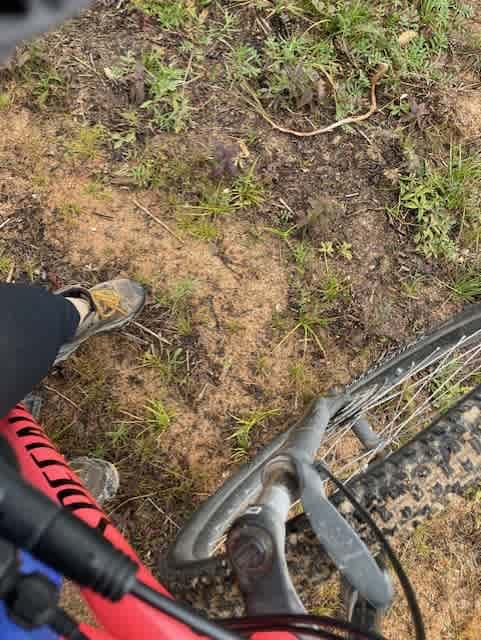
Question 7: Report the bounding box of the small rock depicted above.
[398,30,418,48]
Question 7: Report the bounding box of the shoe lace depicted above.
[90,289,127,319]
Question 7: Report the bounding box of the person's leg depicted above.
[0,279,145,418]
[0,284,80,419]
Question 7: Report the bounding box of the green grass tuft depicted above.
[391,146,481,260]
[145,399,175,432]
[229,408,280,462]
[65,125,106,161]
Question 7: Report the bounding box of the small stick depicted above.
[147,497,180,530]
[118,408,144,422]
[107,492,157,517]
[44,384,79,410]
[122,330,150,346]
[0,217,12,230]
[197,383,209,402]
[132,320,171,345]
[92,211,115,220]
[133,199,184,244]
[243,63,389,138]
[6,262,15,283]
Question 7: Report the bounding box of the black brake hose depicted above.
[221,614,386,639]
[224,624,343,640]
[131,580,244,640]
[316,461,426,640]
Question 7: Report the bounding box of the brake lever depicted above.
[292,457,393,611]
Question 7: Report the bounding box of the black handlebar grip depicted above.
[0,461,138,601]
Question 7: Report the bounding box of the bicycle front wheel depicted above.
[160,303,481,616]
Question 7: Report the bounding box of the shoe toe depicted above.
[114,278,146,314]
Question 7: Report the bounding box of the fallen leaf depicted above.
[238,140,250,159]
[16,50,32,68]
[317,78,328,103]
[383,168,401,186]
[398,30,418,48]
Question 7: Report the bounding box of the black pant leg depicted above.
[0,284,79,417]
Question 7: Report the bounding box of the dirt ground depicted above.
[1,1,481,638]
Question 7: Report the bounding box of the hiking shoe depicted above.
[21,393,43,422]
[54,278,145,365]
[70,457,120,506]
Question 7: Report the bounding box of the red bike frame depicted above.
[0,405,291,640]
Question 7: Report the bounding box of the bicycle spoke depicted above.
[319,330,481,483]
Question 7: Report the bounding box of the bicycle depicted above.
[1,4,481,639]
[0,302,479,639]
[159,301,481,636]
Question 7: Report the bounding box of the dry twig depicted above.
[44,384,79,410]
[242,63,389,137]
[133,199,184,244]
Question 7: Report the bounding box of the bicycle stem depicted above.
[226,398,343,618]
[227,394,393,618]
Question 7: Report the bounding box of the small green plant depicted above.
[57,202,81,222]
[319,272,350,304]
[0,255,12,278]
[262,34,336,108]
[312,581,340,617]
[291,241,312,275]
[17,45,66,108]
[145,399,174,432]
[392,146,481,259]
[228,45,261,80]
[104,52,136,82]
[142,49,190,132]
[0,92,12,110]
[111,129,137,151]
[199,184,234,216]
[65,125,106,161]
[106,422,131,447]
[231,163,265,208]
[412,523,434,558]
[289,360,316,397]
[83,181,112,200]
[401,276,425,300]
[430,358,481,414]
[143,348,186,385]
[131,158,163,189]
[276,304,330,357]
[229,408,280,462]
[264,225,297,244]
[319,241,335,262]
[176,313,193,336]
[156,277,196,311]
[32,71,64,108]
[156,278,197,336]
[337,241,353,261]
[181,164,264,224]
[445,269,481,303]
[132,0,194,29]
[177,215,219,241]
